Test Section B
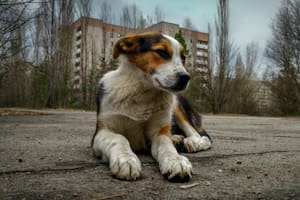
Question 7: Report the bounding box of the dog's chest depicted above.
[103,84,172,121]
[105,87,172,121]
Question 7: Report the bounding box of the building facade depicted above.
[255,82,273,113]
[70,17,209,90]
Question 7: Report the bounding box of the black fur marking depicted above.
[171,115,185,135]
[164,173,191,182]
[154,49,171,59]
[199,129,212,143]
[174,95,212,143]
[91,83,105,146]
[139,34,163,53]
[96,83,105,115]
[177,95,202,129]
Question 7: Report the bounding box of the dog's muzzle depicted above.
[171,72,190,91]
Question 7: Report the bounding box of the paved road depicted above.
[0,109,299,200]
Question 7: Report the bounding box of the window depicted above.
[76,35,81,41]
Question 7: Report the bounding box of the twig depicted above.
[180,182,200,189]
[93,192,127,200]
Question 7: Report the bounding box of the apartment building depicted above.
[256,82,273,113]
[70,17,209,90]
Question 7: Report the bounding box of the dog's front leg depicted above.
[93,129,142,180]
[151,125,193,182]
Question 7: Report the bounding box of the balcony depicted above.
[75,57,80,64]
[75,40,81,46]
[196,43,208,49]
[196,51,208,57]
[73,84,80,89]
[195,67,208,73]
[75,48,81,55]
[73,75,80,81]
[74,65,80,73]
[75,30,82,38]
[195,59,208,65]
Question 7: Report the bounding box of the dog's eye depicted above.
[154,49,171,59]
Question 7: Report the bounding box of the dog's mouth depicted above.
[155,78,188,92]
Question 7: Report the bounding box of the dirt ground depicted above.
[0,108,299,200]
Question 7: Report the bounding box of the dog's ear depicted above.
[113,35,141,59]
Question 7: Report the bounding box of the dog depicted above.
[91,32,212,182]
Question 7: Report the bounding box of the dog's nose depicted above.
[173,72,190,91]
[177,72,190,85]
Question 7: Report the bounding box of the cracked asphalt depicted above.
[0,109,299,200]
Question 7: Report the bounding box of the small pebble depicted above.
[204,181,211,186]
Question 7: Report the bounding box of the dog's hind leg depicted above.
[92,129,142,180]
[173,96,212,153]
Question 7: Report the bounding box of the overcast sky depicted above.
[92,0,283,74]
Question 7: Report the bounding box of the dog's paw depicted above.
[184,135,212,153]
[171,135,184,149]
[160,154,192,182]
[109,152,142,181]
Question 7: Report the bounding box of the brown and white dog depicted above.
[91,32,212,182]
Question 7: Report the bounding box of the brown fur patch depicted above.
[174,106,188,121]
[159,125,171,136]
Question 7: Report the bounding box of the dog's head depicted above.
[113,32,190,92]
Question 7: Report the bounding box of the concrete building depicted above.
[256,82,273,113]
[70,17,209,90]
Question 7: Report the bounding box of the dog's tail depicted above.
[91,83,105,147]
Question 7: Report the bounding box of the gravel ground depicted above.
[0,108,299,200]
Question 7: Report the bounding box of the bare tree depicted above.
[204,0,235,113]
[154,5,164,23]
[183,17,197,30]
[99,0,112,63]
[0,0,37,106]
[265,0,300,115]
[120,3,143,29]
[227,43,259,114]
[0,0,34,72]
[99,1,112,23]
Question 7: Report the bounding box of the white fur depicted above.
[151,34,189,91]
[92,34,193,181]
[175,116,212,152]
